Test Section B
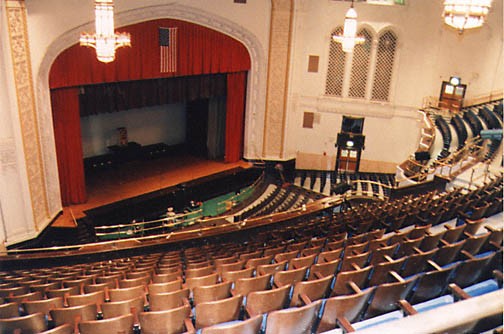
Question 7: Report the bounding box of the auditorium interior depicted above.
[0,0,503,333]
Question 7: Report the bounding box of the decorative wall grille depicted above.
[325,27,346,97]
[371,30,397,101]
[348,28,373,99]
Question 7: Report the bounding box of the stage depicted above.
[52,155,252,228]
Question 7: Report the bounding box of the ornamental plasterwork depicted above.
[5,0,49,230]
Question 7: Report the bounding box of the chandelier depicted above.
[332,1,365,53]
[443,0,492,34]
[80,0,131,63]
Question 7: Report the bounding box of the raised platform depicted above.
[52,155,252,228]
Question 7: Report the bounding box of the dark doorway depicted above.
[186,99,209,158]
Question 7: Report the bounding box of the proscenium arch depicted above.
[36,3,267,212]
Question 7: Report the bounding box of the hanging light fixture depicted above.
[443,0,492,34]
[332,0,365,53]
[80,0,131,63]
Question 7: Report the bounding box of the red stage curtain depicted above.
[49,19,251,89]
[51,88,87,205]
[225,72,247,163]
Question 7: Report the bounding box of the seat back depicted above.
[201,314,263,334]
[108,285,145,302]
[246,284,291,317]
[79,313,134,334]
[193,281,232,306]
[340,251,370,272]
[50,303,98,327]
[101,295,144,319]
[232,274,271,297]
[257,260,288,276]
[0,302,20,319]
[363,274,418,319]
[220,267,254,282]
[317,287,374,333]
[331,266,372,296]
[410,264,458,304]
[273,266,307,287]
[451,252,495,288]
[185,265,215,279]
[0,312,47,333]
[23,297,64,316]
[195,295,243,329]
[149,288,190,311]
[118,276,151,289]
[40,323,73,334]
[308,259,340,280]
[316,248,343,264]
[148,279,183,294]
[184,273,219,292]
[290,274,333,307]
[435,239,466,266]
[264,300,322,334]
[139,305,191,334]
[401,248,438,277]
[5,291,43,304]
[368,257,407,286]
[66,290,105,307]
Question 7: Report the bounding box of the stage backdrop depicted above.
[49,19,251,205]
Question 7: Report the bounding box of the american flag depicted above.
[159,27,177,73]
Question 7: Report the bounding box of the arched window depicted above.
[325,27,398,103]
[348,28,373,99]
[325,27,346,97]
[371,30,397,102]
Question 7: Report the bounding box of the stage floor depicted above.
[52,155,252,227]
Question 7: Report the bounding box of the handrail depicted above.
[2,196,343,256]
[216,172,264,213]
[396,135,486,184]
[354,289,503,334]
[94,209,203,231]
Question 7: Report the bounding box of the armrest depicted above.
[412,246,423,255]
[184,318,196,334]
[439,239,450,247]
[244,305,255,319]
[484,225,498,233]
[397,299,418,316]
[347,281,362,294]
[74,315,81,334]
[448,283,471,302]
[388,270,404,283]
[383,255,394,263]
[300,293,312,306]
[336,316,355,333]
[493,270,503,288]
[183,298,193,317]
[313,271,324,280]
[426,260,443,272]
[460,250,475,260]
[350,263,361,271]
[458,211,471,221]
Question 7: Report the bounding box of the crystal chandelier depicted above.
[332,1,365,53]
[80,0,131,63]
[443,0,492,34]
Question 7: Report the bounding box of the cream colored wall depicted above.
[284,0,503,164]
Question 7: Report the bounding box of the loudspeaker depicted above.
[415,151,430,161]
[332,182,351,195]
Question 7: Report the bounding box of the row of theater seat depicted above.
[0,214,501,333]
[0,177,501,333]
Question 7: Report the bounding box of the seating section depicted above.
[434,115,452,160]
[450,114,468,150]
[0,174,502,334]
